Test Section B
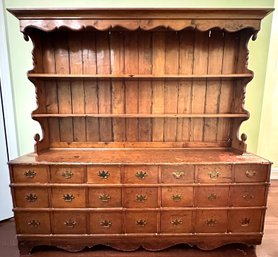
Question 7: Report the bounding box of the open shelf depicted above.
[32,113,249,118]
[28,73,253,81]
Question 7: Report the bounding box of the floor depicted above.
[1,181,277,257]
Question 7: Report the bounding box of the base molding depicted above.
[17,234,262,254]
[271,168,278,180]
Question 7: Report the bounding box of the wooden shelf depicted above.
[28,73,253,80]
[32,113,249,118]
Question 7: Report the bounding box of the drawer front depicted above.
[196,165,232,183]
[161,187,193,207]
[89,187,122,208]
[90,212,122,234]
[52,188,86,208]
[160,211,193,233]
[14,188,49,208]
[125,211,158,234]
[195,210,228,233]
[195,186,229,207]
[15,212,51,234]
[12,165,48,183]
[161,165,194,184]
[124,187,158,208]
[53,212,86,234]
[50,166,85,183]
[124,166,158,184]
[230,185,266,207]
[87,166,121,184]
[228,209,263,233]
[234,164,269,183]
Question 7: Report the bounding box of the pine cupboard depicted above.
[8,8,272,254]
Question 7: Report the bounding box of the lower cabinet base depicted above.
[17,234,262,254]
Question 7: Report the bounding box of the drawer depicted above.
[234,164,269,183]
[87,166,121,184]
[12,165,48,183]
[228,209,263,233]
[196,165,232,183]
[195,210,228,233]
[14,187,49,208]
[53,212,86,234]
[230,185,266,207]
[195,186,229,207]
[124,187,158,208]
[50,166,85,183]
[160,211,193,233]
[15,212,51,234]
[90,211,122,234]
[125,211,158,234]
[161,187,193,207]
[161,165,194,184]
[89,187,122,208]
[51,188,86,208]
[124,166,158,184]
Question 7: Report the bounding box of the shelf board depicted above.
[32,113,249,118]
[28,73,253,80]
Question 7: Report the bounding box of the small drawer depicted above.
[161,187,193,207]
[125,211,158,234]
[52,188,86,208]
[161,165,194,184]
[228,209,263,233]
[234,164,269,183]
[53,212,86,234]
[195,186,229,207]
[124,166,158,184]
[160,211,193,233]
[87,166,121,184]
[15,212,51,234]
[230,185,266,207]
[50,166,85,183]
[89,187,122,208]
[90,211,122,234]
[11,165,48,183]
[14,188,49,208]
[195,210,228,233]
[124,187,158,208]
[196,165,232,183]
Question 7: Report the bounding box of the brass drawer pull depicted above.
[241,217,251,227]
[64,219,77,228]
[98,193,111,202]
[208,171,220,180]
[135,171,148,180]
[25,193,38,202]
[245,170,256,178]
[136,194,147,202]
[98,170,110,179]
[206,219,217,226]
[136,219,147,227]
[208,193,217,201]
[100,220,112,228]
[172,194,182,202]
[171,218,183,226]
[172,171,185,179]
[63,194,75,202]
[24,170,36,178]
[242,193,255,201]
[62,170,74,179]
[27,220,40,228]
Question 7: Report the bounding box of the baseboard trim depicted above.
[271,168,278,180]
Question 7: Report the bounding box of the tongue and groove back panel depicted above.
[29,29,252,150]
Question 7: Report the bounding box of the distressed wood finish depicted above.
[8,8,272,255]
